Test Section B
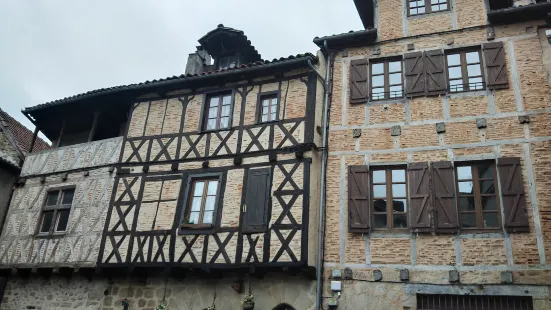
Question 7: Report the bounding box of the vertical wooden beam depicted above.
[88,110,100,142]
[56,120,66,148]
[28,127,39,154]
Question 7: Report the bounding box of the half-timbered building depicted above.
[0,25,323,310]
[317,0,551,309]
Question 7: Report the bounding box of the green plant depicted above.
[155,299,168,310]
[120,298,130,310]
[242,294,254,303]
[182,218,194,225]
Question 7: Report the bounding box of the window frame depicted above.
[178,172,225,235]
[370,166,409,231]
[445,47,486,93]
[407,0,450,17]
[200,89,235,133]
[36,186,75,237]
[454,161,502,231]
[256,90,281,124]
[369,58,404,101]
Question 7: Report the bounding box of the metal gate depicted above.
[417,294,534,310]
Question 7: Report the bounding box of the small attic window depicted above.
[217,54,237,70]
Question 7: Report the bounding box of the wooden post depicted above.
[28,127,39,154]
[56,120,66,148]
[88,110,100,142]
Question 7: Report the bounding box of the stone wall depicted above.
[325,11,551,310]
[0,273,315,310]
[0,167,16,235]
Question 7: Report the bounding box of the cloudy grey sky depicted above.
[0,1,362,140]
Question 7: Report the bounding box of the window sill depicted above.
[35,232,67,239]
[407,9,451,20]
[179,224,216,235]
[199,128,232,134]
[368,98,407,105]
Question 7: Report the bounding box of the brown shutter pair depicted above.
[348,166,370,232]
[404,50,447,97]
[483,42,509,90]
[350,59,369,104]
[497,158,529,232]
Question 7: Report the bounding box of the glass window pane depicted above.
[393,214,408,228]
[373,185,386,198]
[46,192,59,206]
[56,210,70,232]
[483,213,499,228]
[482,196,497,211]
[207,119,217,130]
[220,117,229,128]
[392,184,406,197]
[372,63,384,75]
[62,189,75,205]
[389,85,403,98]
[193,182,205,196]
[458,181,474,195]
[447,54,461,66]
[459,197,476,211]
[466,51,480,64]
[188,212,199,224]
[372,75,385,87]
[440,4,447,10]
[449,79,464,92]
[271,112,277,120]
[478,163,494,179]
[374,214,387,228]
[222,95,232,106]
[372,88,385,100]
[262,115,268,122]
[208,107,218,118]
[430,0,438,4]
[207,181,218,195]
[418,7,425,13]
[372,170,386,184]
[262,99,269,107]
[209,97,219,108]
[203,211,214,224]
[410,8,417,15]
[469,77,484,90]
[40,211,54,233]
[393,199,407,212]
[480,181,495,194]
[457,166,472,180]
[389,61,401,73]
[432,5,440,11]
[262,107,269,115]
[221,105,231,117]
[191,197,202,212]
[389,73,402,85]
[448,66,462,79]
[373,199,387,213]
[392,170,406,183]
[467,64,481,77]
[205,196,216,211]
[417,0,426,6]
[461,213,477,228]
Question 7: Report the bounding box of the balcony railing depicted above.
[20,136,123,176]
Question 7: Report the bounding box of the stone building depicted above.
[315,0,551,309]
[0,25,324,310]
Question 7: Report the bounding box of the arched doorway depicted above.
[273,303,295,310]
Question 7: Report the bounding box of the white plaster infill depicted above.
[20,136,123,176]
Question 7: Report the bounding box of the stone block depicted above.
[436,122,446,134]
[407,43,415,51]
[400,269,409,281]
[449,270,460,283]
[501,271,513,284]
[518,115,530,124]
[476,118,487,129]
[343,268,353,280]
[487,27,495,40]
[352,128,362,138]
[391,125,401,136]
[373,269,383,281]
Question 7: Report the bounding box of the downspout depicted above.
[313,40,332,310]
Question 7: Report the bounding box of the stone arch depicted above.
[273,303,295,310]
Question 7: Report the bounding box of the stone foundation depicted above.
[0,273,315,310]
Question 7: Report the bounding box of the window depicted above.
[38,188,75,235]
[204,93,232,131]
[408,0,449,16]
[258,93,279,123]
[217,55,237,70]
[446,49,485,92]
[371,167,408,229]
[182,178,220,228]
[456,162,501,229]
[370,59,403,100]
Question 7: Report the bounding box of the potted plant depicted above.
[120,298,130,310]
[241,294,254,310]
[155,299,168,310]
[181,218,195,228]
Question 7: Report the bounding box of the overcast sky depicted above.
[0,1,362,141]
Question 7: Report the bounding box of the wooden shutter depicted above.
[483,42,509,90]
[348,165,370,233]
[431,161,458,232]
[350,59,369,104]
[424,49,447,96]
[404,52,426,97]
[243,168,272,233]
[408,162,432,231]
[497,157,529,232]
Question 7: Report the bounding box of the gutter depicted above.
[487,3,551,24]
[313,28,378,50]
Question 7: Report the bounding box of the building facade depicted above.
[0,26,323,310]
[317,0,551,309]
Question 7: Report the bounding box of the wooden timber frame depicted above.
[97,70,318,271]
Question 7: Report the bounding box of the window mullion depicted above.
[217,96,223,129]
[199,181,209,224]
[49,209,58,235]
[472,166,484,228]
[387,170,393,229]
[384,61,390,100]
[460,52,469,91]
[425,0,431,13]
